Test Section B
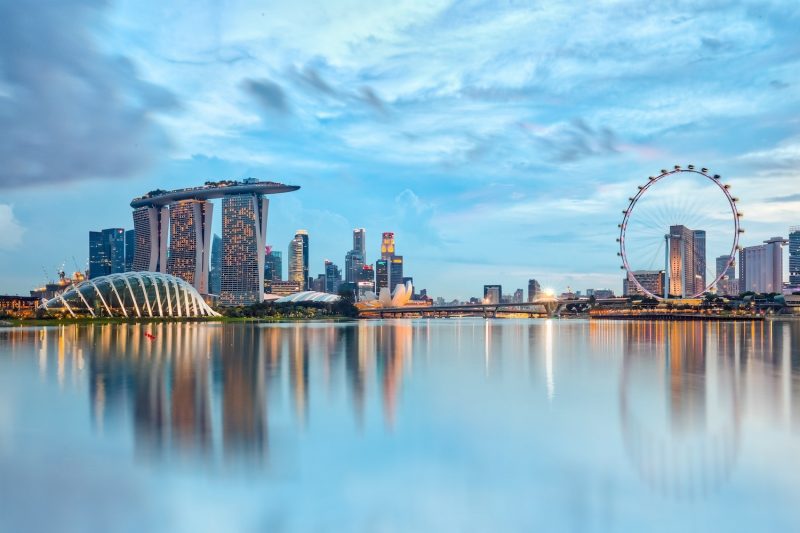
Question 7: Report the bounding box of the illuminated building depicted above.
[739,237,787,293]
[130,180,299,299]
[89,228,126,278]
[790,226,800,287]
[270,280,301,296]
[668,225,698,297]
[390,256,404,293]
[124,230,135,271]
[623,270,664,296]
[324,260,342,293]
[288,236,304,286]
[380,232,395,258]
[527,279,541,302]
[220,193,269,305]
[209,234,222,294]
[40,272,218,317]
[295,230,309,289]
[375,259,388,291]
[693,229,706,292]
[132,206,169,272]
[357,264,375,296]
[167,200,213,293]
[345,249,364,284]
[484,284,502,304]
[0,295,39,317]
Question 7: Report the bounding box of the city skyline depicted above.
[2,2,800,299]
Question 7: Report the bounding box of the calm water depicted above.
[1,319,799,532]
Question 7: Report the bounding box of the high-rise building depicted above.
[89,228,126,279]
[715,254,736,295]
[375,260,388,292]
[312,274,326,293]
[693,229,706,292]
[220,194,269,305]
[484,285,502,304]
[357,265,375,296]
[513,289,524,304]
[345,249,364,283]
[623,270,664,297]
[380,232,395,258]
[324,260,342,293]
[668,225,698,297]
[527,279,541,302]
[288,236,304,286]
[790,226,800,287]
[124,229,135,271]
[378,232,404,292]
[353,228,366,258]
[132,206,169,272]
[167,200,213,293]
[209,234,222,295]
[390,256,404,293]
[265,248,282,282]
[295,230,309,289]
[739,237,787,294]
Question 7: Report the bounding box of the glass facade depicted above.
[790,226,800,286]
[288,236,304,286]
[89,228,125,279]
[221,195,268,305]
[42,272,218,317]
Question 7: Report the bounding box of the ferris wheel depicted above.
[618,165,743,300]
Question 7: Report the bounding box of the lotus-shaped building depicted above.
[41,272,219,318]
[356,280,414,309]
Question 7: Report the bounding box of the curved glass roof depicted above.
[42,272,219,318]
[274,291,341,304]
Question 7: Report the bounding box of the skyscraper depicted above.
[132,205,169,272]
[668,225,698,297]
[484,285,502,304]
[513,289,524,304]
[527,279,541,302]
[693,229,706,293]
[739,237,787,294]
[379,232,404,292]
[89,228,125,279]
[345,249,364,283]
[715,254,736,295]
[353,228,366,258]
[209,234,222,295]
[288,236,304,286]
[124,229,135,271]
[790,226,800,287]
[295,230,309,289]
[324,260,342,293]
[375,259,389,291]
[167,200,213,293]
[220,193,269,305]
[265,248,282,282]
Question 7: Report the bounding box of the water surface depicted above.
[1,319,799,532]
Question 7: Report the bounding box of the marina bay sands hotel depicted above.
[130,179,299,305]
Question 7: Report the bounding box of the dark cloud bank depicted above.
[0,0,176,189]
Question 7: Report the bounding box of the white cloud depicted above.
[0,205,24,250]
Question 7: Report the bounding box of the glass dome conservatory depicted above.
[273,291,342,304]
[41,272,219,318]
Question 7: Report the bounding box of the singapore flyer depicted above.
[618,165,742,300]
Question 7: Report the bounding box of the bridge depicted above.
[359,298,567,319]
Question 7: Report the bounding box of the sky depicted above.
[1,0,799,299]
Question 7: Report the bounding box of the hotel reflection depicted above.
[14,322,416,467]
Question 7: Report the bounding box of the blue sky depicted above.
[1,0,799,298]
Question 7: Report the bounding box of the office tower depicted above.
[790,226,800,286]
[715,254,736,295]
[312,274,326,293]
[288,236,304,286]
[513,289,523,304]
[89,228,126,278]
[124,229,135,271]
[739,237,787,293]
[324,260,342,293]
[265,248,282,282]
[379,232,404,292]
[668,225,698,297]
[357,264,375,295]
[209,234,222,295]
[389,256,404,292]
[167,200,213,293]
[375,259,389,291]
[131,206,169,272]
[345,249,364,283]
[623,270,664,296]
[380,232,395,258]
[353,228,366,258]
[484,285,502,304]
[295,230,309,289]
[220,194,269,305]
[527,279,541,302]
[693,229,706,292]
